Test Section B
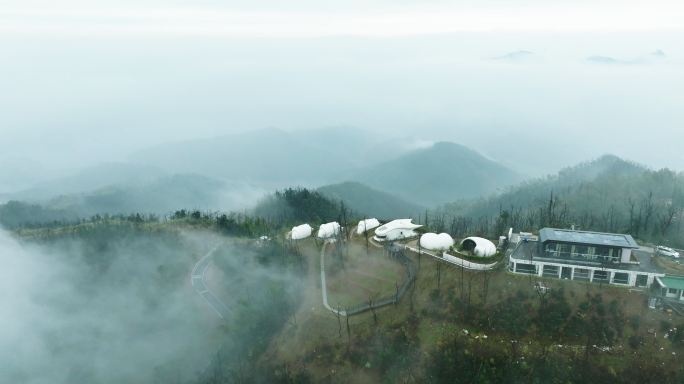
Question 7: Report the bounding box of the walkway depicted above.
[319,239,416,317]
[319,240,347,316]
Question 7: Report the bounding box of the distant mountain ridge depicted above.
[347,141,523,207]
[317,181,425,220]
[6,162,167,202]
[130,128,363,185]
[129,129,524,208]
[2,172,267,223]
[44,173,235,216]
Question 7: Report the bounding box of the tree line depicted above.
[432,166,684,246]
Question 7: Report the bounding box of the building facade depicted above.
[509,228,664,288]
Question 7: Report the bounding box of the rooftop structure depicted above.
[539,228,639,249]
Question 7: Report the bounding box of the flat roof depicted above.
[539,228,639,249]
[657,275,684,290]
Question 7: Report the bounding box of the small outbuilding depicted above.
[461,237,497,257]
[655,275,684,302]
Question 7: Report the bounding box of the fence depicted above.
[405,245,500,271]
[340,247,417,316]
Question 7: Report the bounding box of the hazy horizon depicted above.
[2,0,684,187]
[5,3,684,383]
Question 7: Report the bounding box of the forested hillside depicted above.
[435,155,684,246]
[252,187,351,229]
[349,141,523,206]
[317,181,424,219]
[0,173,265,226]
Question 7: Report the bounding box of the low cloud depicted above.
[0,228,220,384]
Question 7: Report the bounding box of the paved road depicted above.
[191,246,230,319]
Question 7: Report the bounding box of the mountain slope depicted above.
[1,173,268,227]
[348,142,522,207]
[317,181,425,219]
[130,128,364,185]
[8,162,167,202]
[433,155,684,245]
[444,154,648,218]
[43,173,265,216]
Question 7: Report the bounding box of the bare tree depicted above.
[336,305,342,337]
[345,308,351,345]
[480,268,492,305]
[436,261,442,291]
[368,296,377,325]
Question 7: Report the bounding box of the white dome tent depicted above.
[290,224,313,240]
[420,233,454,251]
[356,218,381,235]
[460,237,497,257]
[317,222,341,239]
[373,219,422,242]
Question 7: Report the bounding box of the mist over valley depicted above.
[2,1,684,382]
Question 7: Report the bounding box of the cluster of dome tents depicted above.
[287,218,497,257]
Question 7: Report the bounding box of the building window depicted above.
[612,272,630,285]
[635,275,648,287]
[575,245,588,258]
[515,263,537,274]
[542,265,559,277]
[668,288,679,295]
[574,268,591,281]
[593,270,609,282]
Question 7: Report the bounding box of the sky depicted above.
[1,0,684,182]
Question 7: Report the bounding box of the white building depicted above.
[373,219,422,242]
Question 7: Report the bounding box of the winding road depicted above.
[191,246,230,319]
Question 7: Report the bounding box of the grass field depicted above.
[265,239,684,383]
[324,240,407,308]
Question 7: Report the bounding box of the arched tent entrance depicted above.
[460,237,497,257]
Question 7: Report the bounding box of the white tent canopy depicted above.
[420,233,454,251]
[356,218,381,234]
[290,224,313,240]
[373,219,422,242]
[317,222,341,239]
[461,237,497,257]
